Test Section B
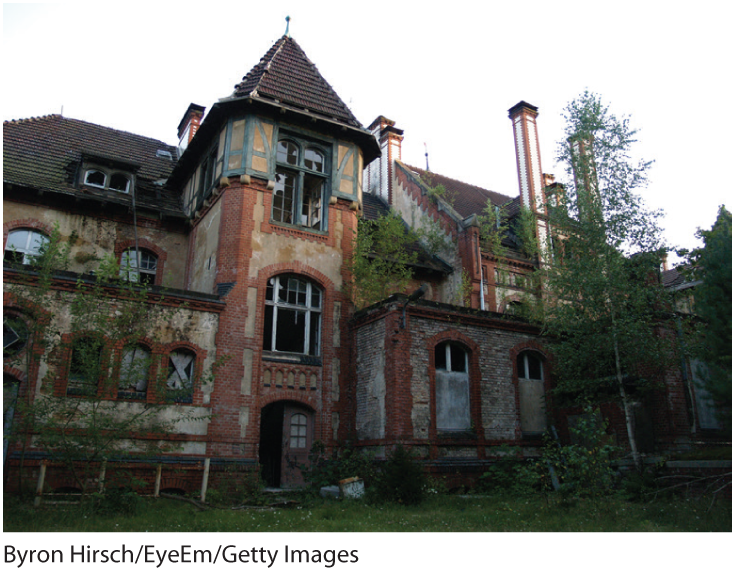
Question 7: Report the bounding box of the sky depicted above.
[3,1,733,261]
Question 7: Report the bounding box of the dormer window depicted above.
[83,167,132,194]
[272,135,330,231]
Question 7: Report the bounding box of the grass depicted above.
[3,492,731,532]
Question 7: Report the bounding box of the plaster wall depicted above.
[3,202,189,289]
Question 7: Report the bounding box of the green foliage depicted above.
[7,228,210,498]
[91,487,144,516]
[414,218,449,257]
[346,211,418,309]
[208,465,264,506]
[368,445,426,505]
[477,447,545,496]
[300,441,378,494]
[680,206,732,428]
[515,206,541,260]
[542,91,672,471]
[477,200,509,258]
[543,407,618,499]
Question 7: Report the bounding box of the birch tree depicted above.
[543,91,674,471]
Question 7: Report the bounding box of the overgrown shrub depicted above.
[477,447,545,496]
[368,445,426,505]
[543,406,618,499]
[300,441,378,494]
[91,488,143,516]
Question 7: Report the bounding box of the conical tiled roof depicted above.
[232,35,362,129]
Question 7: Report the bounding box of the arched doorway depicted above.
[258,401,314,488]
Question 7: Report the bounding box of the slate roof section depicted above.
[362,193,452,274]
[3,115,183,216]
[232,35,362,129]
[404,164,516,219]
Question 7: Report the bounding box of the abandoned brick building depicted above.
[3,34,719,493]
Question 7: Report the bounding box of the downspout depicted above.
[477,232,485,311]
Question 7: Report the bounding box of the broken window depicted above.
[272,137,329,231]
[83,168,132,194]
[4,229,49,265]
[517,351,546,435]
[66,338,103,397]
[118,344,151,399]
[167,349,195,403]
[119,248,158,284]
[263,275,322,357]
[3,314,29,358]
[435,341,471,432]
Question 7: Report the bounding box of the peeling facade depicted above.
[3,34,715,494]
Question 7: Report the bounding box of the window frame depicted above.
[119,248,158,284]
[272,134,330,233]
[82,167,133,194]
[434,341,472,433]
[263,275,322,360]
[4,228,49,265]
[66,337,104,397]
[515,349,547,436]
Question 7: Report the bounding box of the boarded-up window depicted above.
[118,344,151,399]
[167,349,195,403]
[517,351,546,434]
[435,342,470,432]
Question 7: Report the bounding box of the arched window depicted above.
[118,344,151,399]
[273,136,329,231]
[84,169,107,188]
[517,351,546,435]
[167,349,195,403]
[263,275,322,357]
[83,168,132,194]
[120,248,158,284]
[4,229,49,265]
[67,338,103,397]
[435,341,471,432]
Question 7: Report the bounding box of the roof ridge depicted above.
[402,162,515,202]
[4,114,62,125]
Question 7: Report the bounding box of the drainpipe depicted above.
[477,232,485,311]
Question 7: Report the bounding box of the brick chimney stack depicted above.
[509,101,547,215]
[509,101,550,263]
[365,116,404,204]
[177,103,206,154]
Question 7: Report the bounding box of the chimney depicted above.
[509,101,546,215]
[177,103,206,153]
[365,116,404,204]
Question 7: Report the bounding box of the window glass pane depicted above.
[263,305,274,351]
[435,343,447,370]
[310,288,321,309]
[276,140,299,165]
[301,175,323,229]
[6,230,30,251]
[450,344,467,372]
[273,170,295,224]
[517,354,526,378]
[309,312,321,356]
[109,173,130,193]
[275,308,306,353]
[527,354,542,380]
[68,339,102,395]
[85,170,106,187]
[304,148,324,172]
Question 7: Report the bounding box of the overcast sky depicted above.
[4,1,732,259]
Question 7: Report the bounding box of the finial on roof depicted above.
[424,142,430,172]
[285,15,291,37]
